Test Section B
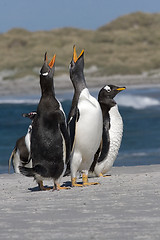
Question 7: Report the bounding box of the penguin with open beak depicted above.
[89,85,126,177]
[68,46,103,187]
[19,53,71,191]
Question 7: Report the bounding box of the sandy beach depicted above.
[1,165,160,240]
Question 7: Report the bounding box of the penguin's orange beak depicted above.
[73,45,84,63]
[48,54,56,68]
[116,87,126,91]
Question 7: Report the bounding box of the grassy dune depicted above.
[1,12,160,80]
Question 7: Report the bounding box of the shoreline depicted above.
[0,74,160,97]
[1,165,160,239]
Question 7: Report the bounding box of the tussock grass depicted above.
[1,12,160,79]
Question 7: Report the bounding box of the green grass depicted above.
[1,11,160,79]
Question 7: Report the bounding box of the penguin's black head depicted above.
[40,52,56,93]
[69,45,84,77]
[40,52,56,78]
[98,85,126,105]
[69,45,87,91]
[22,112,37,121]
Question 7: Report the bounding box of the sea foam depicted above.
[116,94,160,109]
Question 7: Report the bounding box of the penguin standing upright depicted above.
[19,53,70,191]
[68,46,103,187]
[89,85,126,177]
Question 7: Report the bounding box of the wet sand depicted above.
[1,165,160,240]
[0,73,160,97]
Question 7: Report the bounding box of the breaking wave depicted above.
[0,92,160,110]
[116,94,160,109]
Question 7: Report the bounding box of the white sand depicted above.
[1,165,160,240]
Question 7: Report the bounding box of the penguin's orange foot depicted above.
[82,173,99,186]
[72,183,83,187]
[71,177,83,187]
[99,173,103,177]
[100,173,111,177]
[43,187,52,190]
[53,184,71,191]
[83,182,100,186]
[39,181,52,191]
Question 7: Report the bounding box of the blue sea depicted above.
[0,86,160,174]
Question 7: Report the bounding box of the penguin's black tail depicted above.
[19,164,48,178]
[19,166,35,177]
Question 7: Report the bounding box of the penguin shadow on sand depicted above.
[28,179,73,192]
[28,180,72,192]
[28,184,53,192]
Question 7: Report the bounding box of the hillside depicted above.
[1,11,160,80]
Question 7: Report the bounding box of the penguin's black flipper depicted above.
[60,121,71,165]
[64,107,79,176]
[89,124,110,172]
[68,108,80,152]
[89,145,102,172]
[64,164,71,176]
[97,125,110,163]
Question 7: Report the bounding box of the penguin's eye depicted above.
[42,72,49,76]
[69,61,75,69]
[104,86,111,92]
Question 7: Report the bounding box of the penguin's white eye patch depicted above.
[104,86,111,92]
[42,72,48,76]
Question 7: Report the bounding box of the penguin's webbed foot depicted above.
[99,173,111,177]
[53,183,71,191]
[38,181,52,191]
[83,182,100,186]
[82,173,100,186]
[71,177,83,187]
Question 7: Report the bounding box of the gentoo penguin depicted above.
[8,112,36,173]
[89,85,126,177]
[68,45,103,187]
[19,53,71,191]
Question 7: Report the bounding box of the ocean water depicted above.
[0,86,160,174]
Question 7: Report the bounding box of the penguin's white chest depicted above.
[109,105,123,150]
[25,125,32,152]
[93,105,123,176]
[100,105,123,174]
[73,88,103,170]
